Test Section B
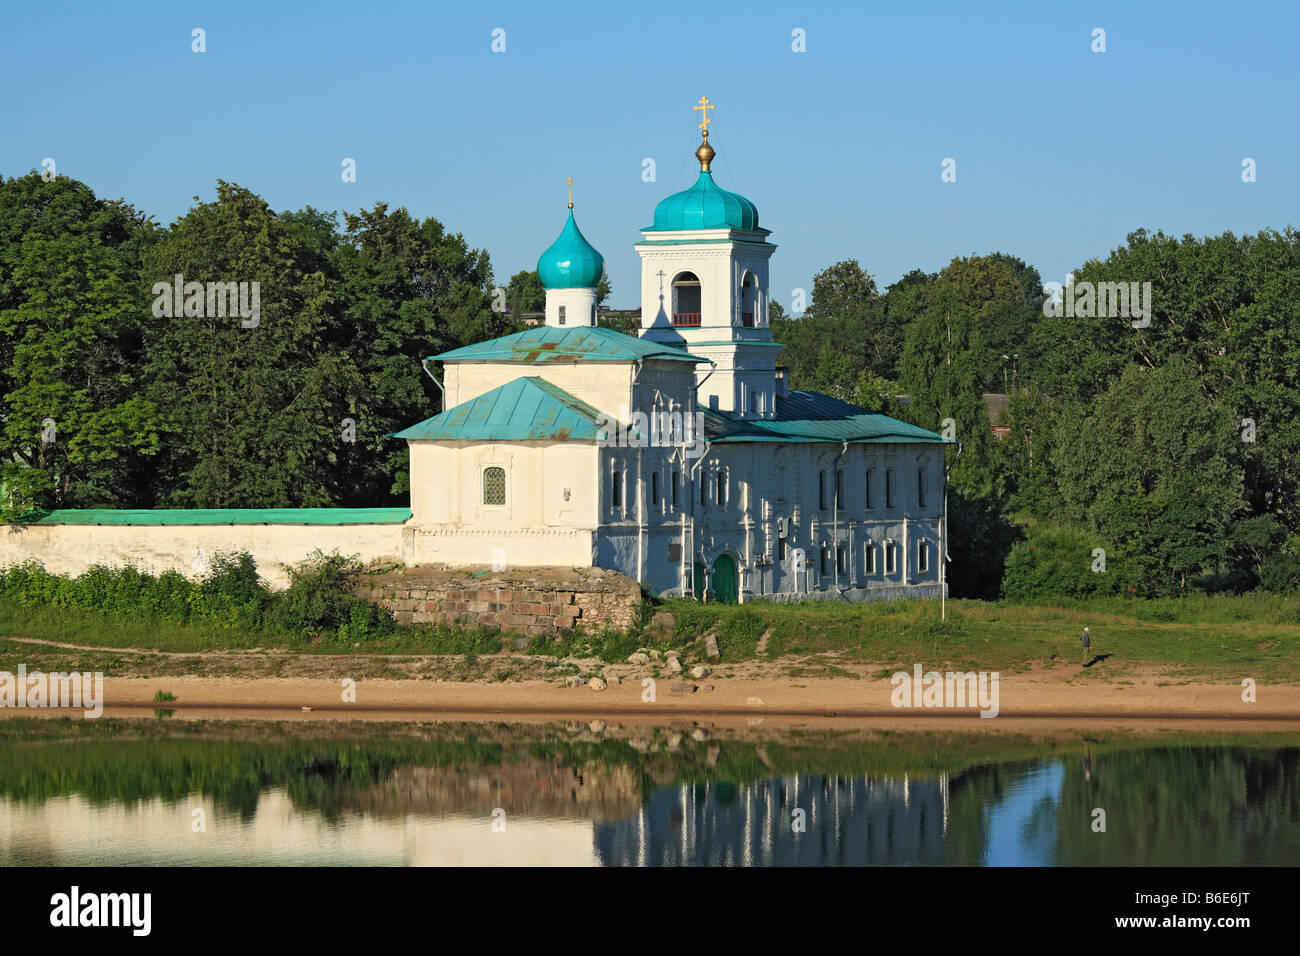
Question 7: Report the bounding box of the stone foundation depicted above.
[350,565,643,636]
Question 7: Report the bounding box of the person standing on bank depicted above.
[1081,626,1092,664]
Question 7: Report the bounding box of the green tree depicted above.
[1049,359,1246,594]
[0,172,163,515]
[141,182,360,508]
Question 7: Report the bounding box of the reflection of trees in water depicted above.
[1047,747,1300,866]
[944,747,1300,866]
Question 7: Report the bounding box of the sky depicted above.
[3,0,1298,310]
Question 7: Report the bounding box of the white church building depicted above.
[393,109,953,603]
[7,103,952,604]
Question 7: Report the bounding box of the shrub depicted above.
[271,550,393,641]
[1001,523,1123,599]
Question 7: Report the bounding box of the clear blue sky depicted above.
[3,0,1297,309]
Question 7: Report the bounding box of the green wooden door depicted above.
[712,554,739,604]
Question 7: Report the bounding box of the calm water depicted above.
[0,719,1296,866]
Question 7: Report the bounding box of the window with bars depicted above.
[483,466,506,506]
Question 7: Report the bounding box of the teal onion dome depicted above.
[537,208,605,289]
[645,170,760,232]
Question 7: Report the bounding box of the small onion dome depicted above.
[537,208,604,290]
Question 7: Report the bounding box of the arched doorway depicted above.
[712,554,739,604]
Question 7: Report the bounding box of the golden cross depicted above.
[564,176,574,205]
[694,95,714,131]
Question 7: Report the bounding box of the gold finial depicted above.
[564,176,575,208]
[693,96,716,172]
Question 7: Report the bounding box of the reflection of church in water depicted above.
[593,773,951,867]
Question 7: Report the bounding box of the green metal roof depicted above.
[32,508,412,526]
[644,170,763,232]
[537,208,605,289]
[703,391,953,445]
[432,325,705,364]
[393,376,612,442]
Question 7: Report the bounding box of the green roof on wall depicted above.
[30,508,412,526]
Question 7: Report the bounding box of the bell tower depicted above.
[636,97,781,419]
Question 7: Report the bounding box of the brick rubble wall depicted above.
[350,565,643,637]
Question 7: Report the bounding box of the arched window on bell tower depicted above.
[740,271,758,327]
[672,271,701,327]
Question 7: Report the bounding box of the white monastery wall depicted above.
[0,522,406,590]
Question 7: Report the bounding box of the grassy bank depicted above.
[0,556,1297,681]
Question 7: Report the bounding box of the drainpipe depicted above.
[420,358,445,411]
[636,445,645,586]
[832,440,847,591]
[942,441,963,622]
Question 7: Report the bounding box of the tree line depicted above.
[0,172,516,514]
[772,234,1300,597]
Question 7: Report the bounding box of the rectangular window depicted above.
[818,470,828,511]
[820,545,831,576]
[865,469,873,510]
[701,476,708,507]
[918,467,927,508]
[483,466,506,506]
[652,471,660,511]
[671,469,679,510]
[837,545,847,574]
[885,468,896,509]
[749,389,757,415]
[717,469,727,507]
[779,535,788,561]
[835,470,844,511]
[864,543,876,576]
[885,542,897,575]
[612,469,622,509]
[918,541,930,574]
[558,305,566,326]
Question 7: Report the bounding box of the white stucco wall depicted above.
[404,439,601,569]
[0,521,407,589]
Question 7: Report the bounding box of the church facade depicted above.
[394,108,953,603]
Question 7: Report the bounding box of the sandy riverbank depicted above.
[13,667,1284,730]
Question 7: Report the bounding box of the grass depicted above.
[0,589,1296,682]
[648,592,1300,680]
